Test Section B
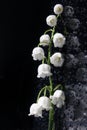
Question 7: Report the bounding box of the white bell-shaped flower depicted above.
[50,52,64,67]
[32,47,45,61]
[50,90,65,108]
[54,98,65,108]
[46,15,57,27]
[53,90,65,100]
[38,96,52,111]
[40,34,50,46]
[28,103,43,117]
[53,33,66,48]
[54,4,63,15]
[37,64,52,78]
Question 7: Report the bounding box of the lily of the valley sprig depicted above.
[28,4,66,130]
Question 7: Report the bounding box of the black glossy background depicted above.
[0,0,51,130]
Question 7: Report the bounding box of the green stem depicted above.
[44,87,46,96]
[49,76,53,94]
[44,29,53,34]
[47,14,61,130]
[42,58,45,64]
[37,86,46,101]
[51,26,55,39]
[48,105,55,130]
[47,26,55,64]
[37,42,41,47]
[48,78,55,130]
[47,26,56,130]
[54,84,63,91]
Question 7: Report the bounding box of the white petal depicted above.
[50,90,65,108]
[28,103,43,117]
[54,90,65,100]
[40,34,50,46]
[38,96,51,111]
[56,98,65,108]
[53,33,66,48]
[46,15,57,27]
[32,47,45,61]
[37,64,52,78]
[54,4,63,15]
[50,53,64,67]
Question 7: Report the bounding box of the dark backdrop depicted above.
[1,0,87,130]
[0,0,51,130]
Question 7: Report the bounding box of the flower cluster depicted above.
[29,4,66,130]
[29,90,65,117]
[32,7,66,73]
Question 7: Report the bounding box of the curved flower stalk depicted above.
[28,3,66,130]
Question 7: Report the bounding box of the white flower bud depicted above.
[50,53,64,67]
[46,15,57,27]
[40,34,50,46]
[38,96,52,111]
[28,103,43,117]
[50,90,65,108]
[32,47,45,61]
[54,4,63,15]
[53,33,66,48]
[37,64,52,78]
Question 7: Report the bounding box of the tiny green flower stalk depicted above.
[29,3,66,130]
